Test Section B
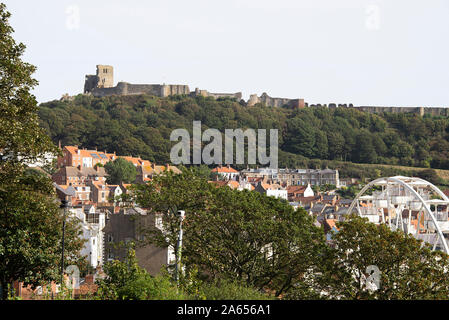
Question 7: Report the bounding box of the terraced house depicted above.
[241,167,340,187]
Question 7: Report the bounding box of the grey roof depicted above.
[80,167,107,177]
[335,207,355,215]
[84,205,94,213]
[311,203,326,213]
[241,167,338,175]
[125,207,147,215]
[54,182,76,197]
[62,166,82,177]
[323,207,336,214]
[289,202,300,206]
[339,199,354,205]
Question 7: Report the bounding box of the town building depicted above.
[211,165,239,180]
[254,181,288,200]
[102,207,176,275]
[286,184,314,201]
[240,167,340,187]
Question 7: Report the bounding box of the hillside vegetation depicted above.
[38,94,449,182]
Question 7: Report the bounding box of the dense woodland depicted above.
[38,94,449,181]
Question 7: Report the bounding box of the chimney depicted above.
[58,140,62,149]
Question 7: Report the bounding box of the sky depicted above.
[3,0,449,106]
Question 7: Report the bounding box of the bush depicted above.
[201,280,272,300]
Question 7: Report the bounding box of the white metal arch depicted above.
[348,176,449,254]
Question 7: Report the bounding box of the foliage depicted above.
[104,157,137,184]
[0,4,82,299]
[38,93,449,171]
[336,185,361,199]
[317,216,449,299]
[125,171,325,297]
[96,246,187,300]
[201,279,272,300]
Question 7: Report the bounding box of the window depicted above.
[107,234,114,242]
[155,216,163,230]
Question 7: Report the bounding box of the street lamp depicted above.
[54,183,75,288]
[174,210,185,287]
[60,199,69,286]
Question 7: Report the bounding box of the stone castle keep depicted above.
[84,65,448,115]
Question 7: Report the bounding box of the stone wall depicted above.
[247,92,304,109]
[83,66,448,115]
[354,106,449,116]
[193,87,242,100]
[89,82,190,98]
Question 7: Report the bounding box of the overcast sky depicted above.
[4,0,449,106]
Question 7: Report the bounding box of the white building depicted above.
[69,205,106,268]
[255,182,288,200]
[211,165,239,180]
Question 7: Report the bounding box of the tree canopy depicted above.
[104,158,137,184]
[38,93,449,172]
[0,4,83,299]
[315,216,449,299]
[126,170,326,297]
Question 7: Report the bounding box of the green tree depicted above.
[125,170,214,274]
[186,186,325,297]
[318,216,449,299]
[127,171,325,297]
[284,118,316,157]
[201,279,272,300]
[104,158,137,184]
[96,246,187,300]
[0,4,83,299]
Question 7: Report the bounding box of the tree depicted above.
[354,131,377,164]
[125,170,214,275]
[96,246,187,300]
[284,118,316,157]
[0,4,83,299]
[127,171,325,297]
[317,216,449,299]
[185,186,325,297]
[104,158,137,184]
[201,279,271,300]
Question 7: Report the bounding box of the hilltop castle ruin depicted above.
[83,65,448,115]
[84,65,304,108]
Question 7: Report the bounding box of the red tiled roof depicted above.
[212,166,238,173]
[325,219,339,231]
[287,185,307,193]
